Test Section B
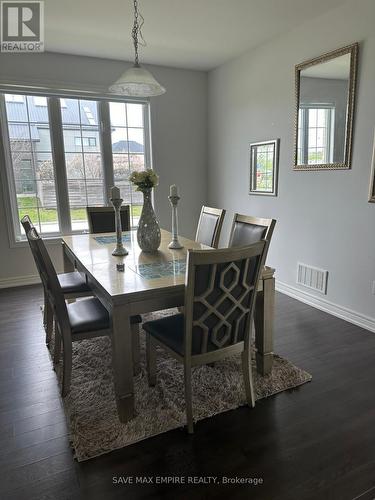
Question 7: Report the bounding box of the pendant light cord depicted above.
[132,0,146,67]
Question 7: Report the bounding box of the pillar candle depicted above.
[111,185,121,199]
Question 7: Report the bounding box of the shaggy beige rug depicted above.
[53,310,312,461]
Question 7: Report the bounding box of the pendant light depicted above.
[109,0,166,97]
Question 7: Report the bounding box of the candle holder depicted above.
[110,197,128,256]
[168,195,183,249]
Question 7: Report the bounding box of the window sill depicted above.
[10,227,137,249]
[10,236,63,249]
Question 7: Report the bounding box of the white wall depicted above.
[0,52,207,284]
[208,0,375,326]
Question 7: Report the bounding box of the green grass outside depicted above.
[18,196,142,224]
[132,205,142,217]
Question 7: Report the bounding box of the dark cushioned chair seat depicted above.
[68,298,141,334]
[58,271,91,294]
[68,298,109,334]
[143,313,200,356]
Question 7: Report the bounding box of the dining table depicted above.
[62,228,275,423]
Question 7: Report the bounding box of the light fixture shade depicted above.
[109,65,166,97]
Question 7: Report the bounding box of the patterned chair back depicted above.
[184,241,267,356]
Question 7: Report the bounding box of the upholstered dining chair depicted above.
[228,213,276,254]
[195,206,226,248]
[87,205,131,234]
[21,215,92,344]
[143,240,268,433]
[27,227,141,396]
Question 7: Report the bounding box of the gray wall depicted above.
[208,0,375,322]
[0,52,207,283]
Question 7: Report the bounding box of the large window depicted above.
[1,93,150,240]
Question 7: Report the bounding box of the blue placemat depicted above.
[131,259,186,280]
[94,234,131,245]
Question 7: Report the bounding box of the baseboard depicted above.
[0,274,40,289]
[276,280,375,333]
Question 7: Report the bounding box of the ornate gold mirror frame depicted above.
[294,43,359,171]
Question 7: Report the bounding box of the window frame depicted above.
[73,136,98,147]
[0,90,152,247]
[298,104,335,165]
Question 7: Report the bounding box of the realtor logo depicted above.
[1,1,44,52]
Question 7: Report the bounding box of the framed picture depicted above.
[369,130,375,203]
[249,139,279,196]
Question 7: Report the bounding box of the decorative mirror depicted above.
[294,43,358,170]
[249,139,279,196]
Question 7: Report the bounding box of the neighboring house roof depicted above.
[5,96,98,126]
[6,97,143,153]
[112,140,144,153]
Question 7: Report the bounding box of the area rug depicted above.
[52,310,312,461]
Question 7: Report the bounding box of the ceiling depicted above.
[45,0,348,70]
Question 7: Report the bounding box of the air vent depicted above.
[297,262,328,294]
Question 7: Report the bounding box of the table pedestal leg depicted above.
[111,306,135,422]
[254,276,275,375]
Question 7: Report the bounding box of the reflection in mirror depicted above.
[294,44,358,170]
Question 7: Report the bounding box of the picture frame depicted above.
[369,130,375,203]
[249,139,279,196]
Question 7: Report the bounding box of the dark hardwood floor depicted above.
[0,285,374,500]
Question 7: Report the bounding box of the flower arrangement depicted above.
[129,169,159,192]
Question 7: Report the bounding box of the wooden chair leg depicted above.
[131,323,141,375]
[242,348,255,408]
[61,341,72,397]
[184,363,194,434]
[54,326,62,365]
[45,301,54,346]
[146,333,156,386]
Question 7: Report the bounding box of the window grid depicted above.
[125,104,134,227]
[109,102,145,227]
[63,99,105,232]
[1,93,150,241]
[298,106,334,165]
[252,145,275,193]
[24,97,40,229]
[307,109,327,164]
[6,95,59,235]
